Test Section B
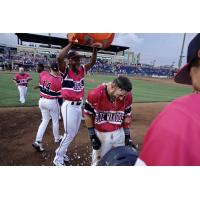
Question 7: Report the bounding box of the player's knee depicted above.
[42,119,50,125]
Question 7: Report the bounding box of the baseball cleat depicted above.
[53,159,65,166]
[32,141,45,152]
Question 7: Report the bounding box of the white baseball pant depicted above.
[18,85,27,104]
[92,128,125,166]
[54,100,82,164]
[35,98,61,143]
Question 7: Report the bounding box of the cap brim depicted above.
[174,64,192,85]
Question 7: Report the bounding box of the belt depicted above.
[71,101,82,106]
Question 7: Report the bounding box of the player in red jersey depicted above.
[32,63,63,152]
[84,76,134,165]
[12,67,32,104]
[53,41,97,166]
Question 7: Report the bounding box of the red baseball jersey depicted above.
[39,72,62,99]
[84,84,132,132]
[60,65,85,101]
[13,73,32,87]
[138,93,200,166]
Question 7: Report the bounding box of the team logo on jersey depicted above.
[74,81,83,91]
[62,78,84,92]
[95,111,124,124]
[19,79,28,84]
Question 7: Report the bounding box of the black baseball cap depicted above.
[50,62,59,71]
[175,33,200,85]
[67,51,81,59]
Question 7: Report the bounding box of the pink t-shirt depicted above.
[39,72,62,99]
[138,93,200,166]
[14,73,32,87]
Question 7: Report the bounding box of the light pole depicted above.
[48,33,51,48]
[178,33,186,68]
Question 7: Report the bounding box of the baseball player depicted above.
[135,33,200,166]
[84,76,134,166]
[12,67,32,104]
[32,63,63,152]
[53,41,97,166]
[34,63,62,119]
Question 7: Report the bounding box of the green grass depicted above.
[0,72,192,107]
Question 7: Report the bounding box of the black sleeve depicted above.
[84,100,95,115]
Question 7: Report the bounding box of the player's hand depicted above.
[88,127,101,150]
[92,45,99,50]
[67,33,78,45]
[125,136,133,146]
[90,134,101,150]
[124,128,134,147]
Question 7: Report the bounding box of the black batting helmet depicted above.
[97,146,138,166]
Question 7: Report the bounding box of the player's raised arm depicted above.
[84,47,98,72]
[57,42,74,72]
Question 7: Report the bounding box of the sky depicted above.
[0,33,197,66]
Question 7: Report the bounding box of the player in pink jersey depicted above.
[12,67,32,104]
[84,76,134,165]
[53,41,97,166]
[134,33,200,166]
[34,63,62,119]
[32,63,63,152]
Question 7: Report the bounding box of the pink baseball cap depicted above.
[174,33,200,85]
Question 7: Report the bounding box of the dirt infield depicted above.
[0,102,167,166]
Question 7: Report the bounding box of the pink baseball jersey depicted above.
[60,65,85,101]
[84,84,132,132]
[139,93,200,166]
[13,73,32,87]
[39,72,62,99]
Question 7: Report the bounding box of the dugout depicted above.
[15,33,129,55]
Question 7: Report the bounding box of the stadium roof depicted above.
[15,33,129,54]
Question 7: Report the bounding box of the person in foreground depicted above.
[135,33,200,166]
